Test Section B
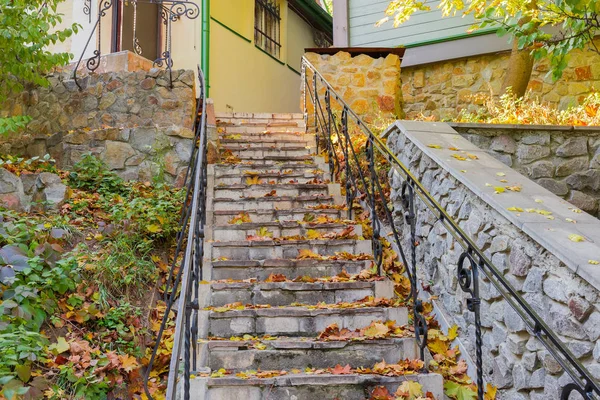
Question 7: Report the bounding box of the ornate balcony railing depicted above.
[301,56,600,400]
[143,65,207,400]
[73,0,200,90]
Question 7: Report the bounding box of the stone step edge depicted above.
[214,183,331,190]
[210,259,371,268]
[212,208,345,215]
[205,305,406,318]
[202,336,413,350]
[210,221,358,230]
[210,239,372,247]
[194,372,444,390]
[206,279,392,293]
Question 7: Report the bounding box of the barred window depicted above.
[254,0,281,58]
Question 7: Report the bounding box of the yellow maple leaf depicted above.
[306,229,321,240]
[494,187,505,194]
[447,325,459,341]
[427,144,442,149]
[507,207,523,212]
[364,322,390,339]
[118,354,139,372]
[467,153,479,160]
[484,383,498,400]
[589,260,599,265]
[451,154,468,161]
[395,380,424,399]
[568,234,586,242]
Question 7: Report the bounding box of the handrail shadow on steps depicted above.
[144,65,208,400]
[301,56,600,400]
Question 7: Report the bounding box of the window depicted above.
[254,0,281,58]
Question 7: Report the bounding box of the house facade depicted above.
[52,0,332,113]
[333,0,600,119]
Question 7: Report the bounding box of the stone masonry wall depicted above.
[387,125,600,400]
[0,68,196,186]
[451,124,600,218]
[401,39,600,120]
[304,51,403,122]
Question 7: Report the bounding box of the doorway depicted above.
[112,1,161,62]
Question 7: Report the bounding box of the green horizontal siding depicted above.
[349,0,479,47]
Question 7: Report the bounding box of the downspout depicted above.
[201,0,210,96]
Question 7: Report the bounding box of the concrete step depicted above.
[200,337,418,372]
[220,130,314,142]
[204,279,392,307]
[211,208,347,225]
[223,154,315,165]
[209,259,371,281]
[191,373,444,400]
[210,221,361,241]
[214,163,327,176]
[221,145,316,159]
[208,239,373,260]
[204,304,408,337]
[220,138,313,147]
[215,112,304,121]
[211,194,338,211]
[214,170,326,186]
[214,183,332,199]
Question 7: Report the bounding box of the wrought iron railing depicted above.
[301,56,600,400]
[143,65,207,400]
[73,0,200,90]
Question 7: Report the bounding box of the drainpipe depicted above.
[201,0,210,96]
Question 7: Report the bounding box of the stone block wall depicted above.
[0,67,195,138]
[401,39,600,120]
[451,124,600,217]
[0,65,197,186]
[303,51,403,122]
[386,122,600,399]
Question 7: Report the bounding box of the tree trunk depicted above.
[501,37,535,98]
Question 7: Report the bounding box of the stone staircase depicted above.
[189,112,443,399]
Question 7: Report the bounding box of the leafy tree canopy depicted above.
[379,0,600,80]
[0,0,78,134]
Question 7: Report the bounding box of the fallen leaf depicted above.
[568,234,586,242]
[494,187,505,194]
[451,154,468,161]
[496,172,505,177]
[427,144,442,149]
[331,364,352,375]
[589,260,599,265]
[507,207,523,212]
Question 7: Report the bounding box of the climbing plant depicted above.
[0,0,78,135]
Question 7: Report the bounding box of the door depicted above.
[112,1,160,62]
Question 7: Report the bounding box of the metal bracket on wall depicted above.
[74,0,199,90]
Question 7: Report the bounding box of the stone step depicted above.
[226,154,315,164]
[214,183,331,199]
[200,337,418,372]
[219,131,314,142]
[208,239,373,260]
[221,145,315,159]
[210,221,361,241]
[215,112,304,121]
[220,138,312,147]
[209,259,371,281]
[204,279,392,307]
[214,171,325,186]
[211,194,338,211]
[221,124,307,134]
[204,305,408,337]
[211,208,347,225]
[214,163,326,175]
[191,373,444,400]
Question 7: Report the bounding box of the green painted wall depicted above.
[349,0,478,47]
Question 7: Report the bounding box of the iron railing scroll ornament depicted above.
[73,0,199,90]
[83,0,92,23]
[301,56,600,400]
[143,65,207,400]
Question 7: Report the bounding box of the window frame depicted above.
[254,0,282,59]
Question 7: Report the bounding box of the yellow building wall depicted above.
[209,0,317,113]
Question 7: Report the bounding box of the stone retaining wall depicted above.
[450,123,600,218]
[400,39,600,120]
[0,65,197,186]
[304,51,403,121]
[386,121,600,400]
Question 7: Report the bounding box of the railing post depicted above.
[313,73,318,151]
[302,60,307,130]
[325,89,335,181]
[341,108,354,219]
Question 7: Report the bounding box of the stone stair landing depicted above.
[189,112,443,400]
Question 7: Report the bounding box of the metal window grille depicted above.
[255,0,281,58]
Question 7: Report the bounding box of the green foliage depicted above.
[0,0,79,136]
[69,154,127,195]
[81,234,157,299]
[0,153,57,175]
[380,0,600,79]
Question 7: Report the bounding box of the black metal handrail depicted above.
[143,65,207,400]
[301,56,600,400]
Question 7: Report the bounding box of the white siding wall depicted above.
[349,0,479,47]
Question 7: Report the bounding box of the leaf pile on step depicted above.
[369,382,435,400]
[246,225,360,242]
[205,295,405,313]
[296,249,373,261]
[318,320,411,341]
